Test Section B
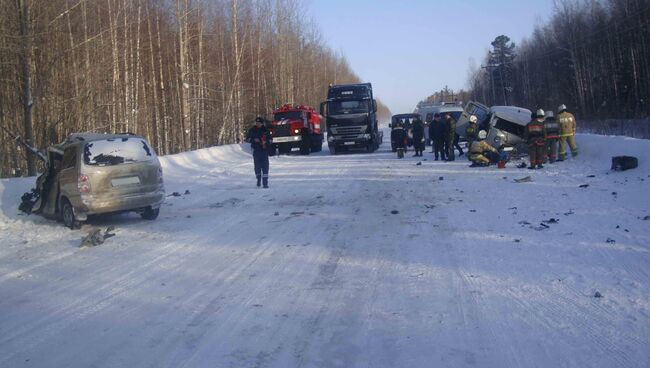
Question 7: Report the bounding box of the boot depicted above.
[528,165,535,169]
[537,164,544,169]
[256,176,261,187]
[262,177,269,188]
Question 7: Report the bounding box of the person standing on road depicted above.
[429,113,447,160]
[444,113,457,161]
[412,117,425,157]
[543,110,560,163]
[246,117,271,188]
[557,104,578,161]
[392,122,407,158]
[526,109,547,169]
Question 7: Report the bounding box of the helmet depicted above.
[255,116,264,124]
[478,130,487,139]
[469,115,478,124]
[558,104,567,112]
[536,109,545,118]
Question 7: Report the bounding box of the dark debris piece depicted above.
[415,162,422,166]
[606,238,616,243]
[579,184,589,188]
[643,215,650,221]
[594,291,603,298]
[184,190,191,195]
[391,210,399,215]
[543,218,559,224]
[438,176,444,181]
[168,192,181,197]
[587,175,596,178]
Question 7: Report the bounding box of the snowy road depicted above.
[1,133,650,367]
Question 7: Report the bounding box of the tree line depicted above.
[467,0,650,120]
[0,0,391,177]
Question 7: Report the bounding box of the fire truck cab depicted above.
[270,104,324,155]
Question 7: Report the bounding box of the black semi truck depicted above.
[320,83,382,154]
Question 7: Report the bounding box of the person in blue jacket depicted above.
[246,117,271,188]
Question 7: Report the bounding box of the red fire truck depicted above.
[270,104,324,155]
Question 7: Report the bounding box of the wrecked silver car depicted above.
[22,133,165,229]
[456,101,532,150]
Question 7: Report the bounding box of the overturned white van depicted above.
[455,101,532,150]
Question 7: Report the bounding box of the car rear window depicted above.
[84,138,155,166]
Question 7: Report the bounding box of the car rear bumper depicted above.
[76,189,165,218]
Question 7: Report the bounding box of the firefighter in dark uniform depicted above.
[392,122,407,158]
[429,113,447,161]
[465,115,479,154]
[246,117,271,188]
[526,109,547,169]
[444,113,457,161]
[411,117,425,157]
[543,110,560,163]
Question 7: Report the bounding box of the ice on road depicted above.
[1,133,649,367]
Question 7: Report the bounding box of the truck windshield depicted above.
[329,100,369,115]
[274,111,303,121]
[84,138,155,166]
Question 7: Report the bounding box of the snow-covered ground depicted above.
[1,132,649,367]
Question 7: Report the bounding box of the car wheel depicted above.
[141,206,160,220]
[61,199,81,230]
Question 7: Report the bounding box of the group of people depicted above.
[392,112,463,160]
[524,104,579,169]
[245,104,580,188]
[467,104,579,169]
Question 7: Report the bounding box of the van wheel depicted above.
[61,199,81,230]
[141,206,160,220]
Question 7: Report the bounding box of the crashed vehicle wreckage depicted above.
[16,132,165,229]
[455,101,532,152]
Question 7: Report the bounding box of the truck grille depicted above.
[330,126,365,136]
[273,125,291,137]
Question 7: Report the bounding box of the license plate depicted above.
[111,176,140,187]
[344,141,355,146]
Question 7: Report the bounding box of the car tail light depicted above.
[78,174,91,194]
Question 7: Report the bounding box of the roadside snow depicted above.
[1,132,649,367]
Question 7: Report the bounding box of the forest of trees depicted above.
[467,0,650,120]
[0,0,391,177]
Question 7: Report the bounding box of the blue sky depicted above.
[308,0,555,114]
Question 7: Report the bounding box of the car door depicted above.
[456,101,489,137]
[57,145,80,208]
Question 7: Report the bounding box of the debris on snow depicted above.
[184,190,191,195]
[642,215,650,221]
[543,218,559,224]
[594,291,603,298]
[514,176,533,183]
[606,238,616,243]
[579,184,590,188]
[80,226,116,248]
[415,162,422,166]
[391,210,399,215]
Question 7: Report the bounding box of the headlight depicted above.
[293,129,300,134]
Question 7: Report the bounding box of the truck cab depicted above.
[320,83,382,154]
